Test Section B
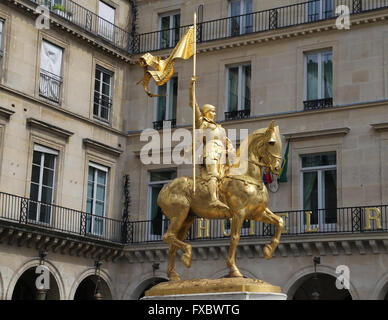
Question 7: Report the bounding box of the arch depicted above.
[69,268,113,300]
[123,271,169,300]
[370,271,388,300]
[283,264,359,300]
[6,259,65,300]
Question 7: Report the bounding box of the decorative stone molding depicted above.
[27,118,74,141]
[283,127,350,141]
[0,106,15,120]
[370,122,388,132]
[83,138,123,157]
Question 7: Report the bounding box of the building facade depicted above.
[0,0,388,300]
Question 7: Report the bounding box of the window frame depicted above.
[28,144,59,225]
[158,11,180,50]
[154,75,178,125]
[304,49,333,102]
[86,162,109,236]
[228,0,253,36]
[147,169,177,240]
[93,65,114,122]
[300,152,337,230]
[226,63,251,113]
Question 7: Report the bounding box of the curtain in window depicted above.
[157,84,167,121]
[40,41,62,101]
[151,185,163,235]
[230,1,241,36]
[242,65,251,111]
[323,169,337,223]
[228,67,239,112]
[303,171,318,225]
[306,54,318,100]
[322,52,333,99]
[168,77,178,120]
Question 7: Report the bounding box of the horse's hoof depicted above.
[229,270,243,278]
[263,244,273,260]
[181,253,192,268]
[168,271,181,281]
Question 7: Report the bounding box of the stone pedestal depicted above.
[142,291,287,300]
[142,277,287,300]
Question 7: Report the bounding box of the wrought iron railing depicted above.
[225,109,251,121]
[31,0,132,52]
[93,95,113,122]
[127,205,388,244]
[133,0,388,54]
[0,192,124,243]
[304,97,334,110]
[39,69,62,103]
[28,0,388,54]
[153,119,177,130]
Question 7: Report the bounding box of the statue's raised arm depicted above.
[189,76,203,129]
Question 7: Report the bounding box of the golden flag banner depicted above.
[137,26,195,97]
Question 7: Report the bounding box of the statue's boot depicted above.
[209,199,230,210]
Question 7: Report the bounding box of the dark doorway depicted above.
[292,273,352,300]
[12,267,60,300]
[74,275,112,300]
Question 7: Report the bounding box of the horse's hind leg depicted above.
[166,216,195,281]
[261,208,285,259]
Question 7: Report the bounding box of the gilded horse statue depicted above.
[157,121,285,281]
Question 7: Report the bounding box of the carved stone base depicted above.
[144,277,283,297]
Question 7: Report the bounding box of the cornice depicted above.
[370,122,388,132]
[83,138,123,157]
[27,117,74,140]
[283,127,350,141]
[0,106,15,120]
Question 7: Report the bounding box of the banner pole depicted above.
[193,12,197,193]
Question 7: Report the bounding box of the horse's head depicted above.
[252,121,282,175]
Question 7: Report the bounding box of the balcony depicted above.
[128,205,388,244]
[304,97,333,110]
[0,191,125,244]
[225,109,251,121]
[39,69,62,103]
[153,119,176,130]
[30,0,132,52]
[133,0,388,54]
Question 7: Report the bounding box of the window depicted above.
[307,0,333,22]
[94,66,113,122]
[159,12,180,49]
[28,145,58,224]
[39,40,63,103]
[98,1,115,42]
[148,170,177,240]
[154,76,178,130]
[301,152,337,229]
[86,163,108,236]
[229,0,252,36]
[304,50,333,110]
[226,64,251,120]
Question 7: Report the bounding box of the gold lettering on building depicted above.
[249,219,255,236]
[365,207,382,230]
[197,218,210,238]
[305,211,319,233]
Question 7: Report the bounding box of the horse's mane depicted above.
[228,128,267,174]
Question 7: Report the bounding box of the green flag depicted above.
[278,140,289,183]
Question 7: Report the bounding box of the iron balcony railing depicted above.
[304,97,334,110]
[133,0,388,54]
[39,69,62,103]
[224,109,251,121]
[153,119,177,130]
[28,0,388,54]
[31,0,132,52]
[0,191,124,243]
[128,205,388,244]
[93,94,113,122]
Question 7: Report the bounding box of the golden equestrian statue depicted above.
[157,77,285,282]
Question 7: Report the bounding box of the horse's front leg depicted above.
[261,208,285,260]
[226,214,244,277]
